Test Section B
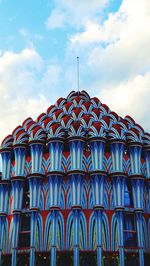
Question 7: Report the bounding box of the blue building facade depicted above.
[0,90,150,266]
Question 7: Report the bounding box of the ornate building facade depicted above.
[0,90,150,266]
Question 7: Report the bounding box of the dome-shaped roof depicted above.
[0,90,148,148]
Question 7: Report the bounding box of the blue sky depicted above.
[0,0,150,143]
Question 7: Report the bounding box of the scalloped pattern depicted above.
[0,90,148,149]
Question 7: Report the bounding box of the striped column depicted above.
[69,133,85,266]
[109,137,126,266]
[1,149,12,180]
[47,172,63,266]
[128,141,144,266]
[47,133,65,266]
[0,180,10,264]
[11,214,20,266]
[28,173,43,266]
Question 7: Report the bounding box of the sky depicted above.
[0,0,150,144]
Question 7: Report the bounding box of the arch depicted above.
[57,213,64,249]
[1,217,8,253]
[44,212,64,251]
[79,212,87,250]
[35,213,43,251]
[8,218,14,252]
[44,212,52,250]
[148,218,150,249]
[66,212,74,249]
[102,213,110,250]
[111,213,118,251]
[89,212,96,250]
[142,216,148,252]
[66,211,87,250]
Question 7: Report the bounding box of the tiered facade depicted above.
[0,90,150,266]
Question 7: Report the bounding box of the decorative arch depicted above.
[79,212,87,250]
[1,217,8,253]
[35,213,43,251]
[102,213,110,250]
[142,217,148,252]
[89,212,96,250]
[111,213,118,251]
[44,212,64,251]
[66,212,74,249]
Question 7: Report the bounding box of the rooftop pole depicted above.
[77,56,79,95]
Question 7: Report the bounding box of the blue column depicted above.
[11,177,25,214]
[11,214,20,266]
[89,124,106,266]
[136,212,144,266]
[28,173,43,266]
[73,209,80,266]
[30,212,37,266]
[0,215,6,266]
[47,126,65,266]
[116,211,124,266]
[111,173,126,266]
[68,123,85,266]
[47,172,63,266]
[0,181,10,264]
[50,210,58,266]
[108,125,126,266]
[0,180,10,215]
[14,146,27,176]
[1,149,12,180]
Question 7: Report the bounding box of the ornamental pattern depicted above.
[0,90,150,266]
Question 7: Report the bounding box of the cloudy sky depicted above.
[0,0,150,143]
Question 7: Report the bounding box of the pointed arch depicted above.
[57,213,64,249]
[1,217,8,253]
[142,216,148,252]
[44,212,64,251]
[79,212,87,250]
[66,212,74,249]
[102,213,110,251]
[111,213,118,251]
[8,218,14,252]
[89,212,96,250]
[44,212,52,250]
[35,213,43,251]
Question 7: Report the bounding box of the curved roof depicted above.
[1,90,150,149]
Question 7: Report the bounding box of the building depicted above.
[0,90,150,266]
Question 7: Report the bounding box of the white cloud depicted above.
[99,73,150,131]
[46,0,108,29]
[0,49,66,143]
[66,0,150,131]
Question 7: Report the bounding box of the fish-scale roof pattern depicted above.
[0,90,149,150]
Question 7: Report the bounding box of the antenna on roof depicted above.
[77,56,80,95]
